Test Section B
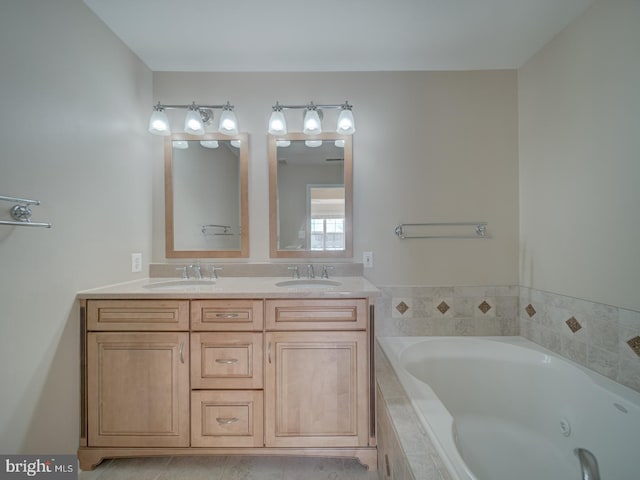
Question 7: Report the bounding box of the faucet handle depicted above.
[176,266,188,279]
[288,265,300,279]
[209,265,223,279]
[321,265,334,279]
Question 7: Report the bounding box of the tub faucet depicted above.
[306,264,315,279]
[575,448,600,480]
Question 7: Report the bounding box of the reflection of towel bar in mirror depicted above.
[0,195,52,228]
[201,224,234,235]
[394,222,489,239]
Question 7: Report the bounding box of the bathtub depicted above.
[377,336,640,480]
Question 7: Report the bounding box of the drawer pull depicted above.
[215,313,240,318]
[215,358,239,364]
[179,341,184,364]
[216,417,239,425]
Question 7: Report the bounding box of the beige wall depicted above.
[153,70,520,286]
[519,0,640,311]
[0,0,153,453]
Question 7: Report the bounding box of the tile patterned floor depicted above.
[79,455,379,480]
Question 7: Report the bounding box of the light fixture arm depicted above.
[271,102,349,111]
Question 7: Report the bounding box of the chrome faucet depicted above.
[321,265,334,279]
[306,264,315,279]
[288,265,300,279]
[205,264,222,279]
[176,266,188,279]
[189,262,202,280]
[575,448,600,480]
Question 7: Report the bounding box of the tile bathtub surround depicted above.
[376,285,519,337]
[519,286,640,393]
[376,343,453,480]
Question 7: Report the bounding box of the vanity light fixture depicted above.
[148,101,239,136]
[268,102,287,135]
[303,103,322,135]
[218,102,239,135]
[268,101,356,135]
[336,103,355,134]
[184,103,205,135]
[305,140,323,148]
[148,103,170,136]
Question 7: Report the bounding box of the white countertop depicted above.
[77,276,379,299]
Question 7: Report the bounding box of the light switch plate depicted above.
[363,251,374,268]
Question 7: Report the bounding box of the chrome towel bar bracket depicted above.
[0,195,52,228]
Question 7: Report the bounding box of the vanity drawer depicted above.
[191,332,263,389]
[265,299,367,330]
[191,390,263,447]
[87,300,189,331]
[191,300,263,331]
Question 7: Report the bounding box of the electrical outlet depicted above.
[363,251,374,268]
[131,253,142,273]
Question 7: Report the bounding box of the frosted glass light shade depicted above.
[305,140,322,148]
[148,109,171,136]
[334,139,345,148]
[184,109,204,135]
[172,140,189,149]
[230,140,241,148]
[218,109,239,135]
[200,140,219,148]
[303,109,322,135]
[336,108,355,134]
[268,110,287,135]
[276,140,291,147]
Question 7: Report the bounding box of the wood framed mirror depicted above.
[165,132,249,258]
[269,133,353,258]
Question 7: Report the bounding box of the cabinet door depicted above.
[264,331,369,447]
[87,332,190,447]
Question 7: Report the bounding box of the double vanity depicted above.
[77,274,378,471]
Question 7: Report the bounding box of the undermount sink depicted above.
[143,279,216,290]
[275,279,342,288]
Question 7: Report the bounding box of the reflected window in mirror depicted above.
[269,133,352,258]
[165,133,249,258]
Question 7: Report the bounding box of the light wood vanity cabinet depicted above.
[265,330,369,447]
[85,301,190,447]
[79,295,375,471]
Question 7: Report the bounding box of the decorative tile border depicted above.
[566,316,582,333]
[375,285,519,337]
[374,284,640,393]
[519,286,640,393]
